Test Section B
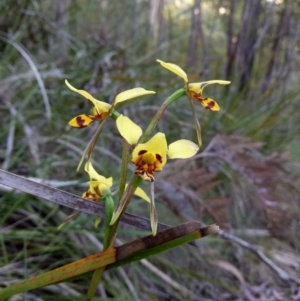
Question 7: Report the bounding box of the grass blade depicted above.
[0,222,219,299]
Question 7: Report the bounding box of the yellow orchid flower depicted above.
[115,114,198,236]
[82,161,113,200]
[116,115,199,182]
[65,80,155,128]
[83,161,150,203]
[156,59,230,111]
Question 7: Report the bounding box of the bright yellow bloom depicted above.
[65,80,155,128]
[115,115,199,236]
[82,161,113,200]
[156,59,230,111]
[83,161,150,202]
[116,115,199,182]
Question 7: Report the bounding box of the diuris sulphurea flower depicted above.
[111,115,199,236]
[116,115,199,182]
[65,80,155,128]
[156,59,230,146]
[65,80,156,171]
[156,59,230,111]
[57,161,150,229]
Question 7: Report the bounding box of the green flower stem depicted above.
[118,139,129,201]
[167,87,187,106]
[86,88,186,299]
[87,175,142,300]
[103,194,115,250]
[110,110,120,121]
[87,193,115,301]
[188,97,202,147]
[140,88,186,143]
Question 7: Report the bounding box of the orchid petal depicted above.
[116,115,142,145]
[114,88,155,105]
[82,189,99,201]
[85,162,113,196]
[134,187,151,203]
[68,114,100,128]
[189,80,230,94]
[200,98,220,111]
[124,184,151,203]
[132,132,168,169]
[85,161,105,181]
[88,179,113,196]
[65,80,111,114]
[157,59,188,83]
[168,139,199,159]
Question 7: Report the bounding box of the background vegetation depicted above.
[1,0,300,300]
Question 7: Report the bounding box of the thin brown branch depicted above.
[218,230,300,285]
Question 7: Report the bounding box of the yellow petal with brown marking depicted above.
[132,133,168,170]
[68,114,99,128]
[200,98,220,111]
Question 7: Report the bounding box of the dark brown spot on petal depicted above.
[96,112,109,120]
[76,116,88,128]
[76,115,99,128]
[155,154,162,163]
[83,191,99,201]
[205,101,216,110]
[138,150,147,156]
[189,91,202,102]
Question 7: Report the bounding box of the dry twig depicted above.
[219,230,300,285]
